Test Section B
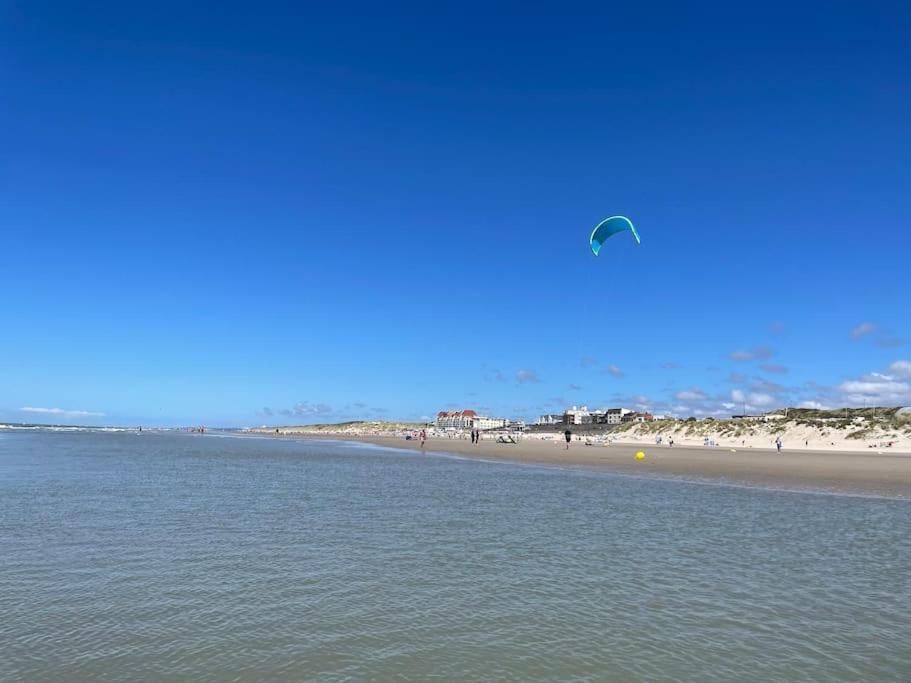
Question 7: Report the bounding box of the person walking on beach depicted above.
[420,429,426,449]
[564,429,572,450]
[775,436,782,453]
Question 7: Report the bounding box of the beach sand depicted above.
[351,435,911,498]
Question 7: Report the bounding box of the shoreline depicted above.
[287,433,911,499]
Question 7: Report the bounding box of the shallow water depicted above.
[1,430,909,681]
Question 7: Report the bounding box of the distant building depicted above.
[436,410,477,429]
[436,410,509,431]
[603,408,632,425]
[472,416,508,430]
[563,405,592,425]
[536,414,563,425]
[621,411,654,423]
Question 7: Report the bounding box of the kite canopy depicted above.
[589,216,640,256]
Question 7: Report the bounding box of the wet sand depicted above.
[352,436,911,498]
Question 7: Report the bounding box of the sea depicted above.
[1,428,909,681]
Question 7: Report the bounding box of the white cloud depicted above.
[850,322,877,339]
[750,392,775,407]
[888,360,911,379]
[760,364,788,374]
[838,376,910,405]
[675,389,707,401]
[516,369,540,383]
[799,401,828,410]
[21,406,105,419]
[729,390,775,410]
[605,364,624,378]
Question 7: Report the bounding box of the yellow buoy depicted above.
[635,451,645,460]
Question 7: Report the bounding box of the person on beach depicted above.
[564,429,572,450]
[420,429,426,449]
[775,436,782,453]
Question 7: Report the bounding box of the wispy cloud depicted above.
[567,383,583,391]
[280,401,333,417]
[484,368,507,382]
[516,369,540,383]
[605,364,624,378]
[876,335,905,348]
[799,400,828,410]
[850,322,877,339]
[674,389,707,401]
[579,356,597,368]
[729,345,775,361]
[751,379,785,394]
[760,364,788,374]
[660,362,681,369]
[769,321,785,334]
[730,389,775,409]
[21,406,105,419]
[889,360,911,379]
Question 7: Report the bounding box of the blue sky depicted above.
[2,1,910,426]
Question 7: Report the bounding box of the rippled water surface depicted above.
[1,430,910,681]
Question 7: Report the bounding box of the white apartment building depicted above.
[436,410,508,431]
[436,410,477,429]
[604,408,632,424]
[472,416,508,430]
[563,406,592,425]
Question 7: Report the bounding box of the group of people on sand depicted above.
[469,429,481,444]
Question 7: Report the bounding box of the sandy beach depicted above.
[347,435,911,498]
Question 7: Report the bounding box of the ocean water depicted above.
[1,430,909,682]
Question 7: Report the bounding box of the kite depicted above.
[589,216,640,256]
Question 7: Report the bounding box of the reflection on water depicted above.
[1,431,909,681]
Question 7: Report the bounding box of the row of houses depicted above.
[536,405,655,426]
[435,410,524,431]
